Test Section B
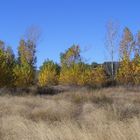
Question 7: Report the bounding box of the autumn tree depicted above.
[131,31,140,84]
[59,45,108,87]
[116,27,135,84]
[87,66,107,87]
[38,60,60,87]
[60,45,81,67]
[59,62,89,85]
[59,45,83,85]
[0,41,15,87]
[14,26,41,87]
[14,40,36,87]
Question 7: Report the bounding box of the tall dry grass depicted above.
[0,87,140,140]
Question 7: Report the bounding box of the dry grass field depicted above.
[0,87,140,140]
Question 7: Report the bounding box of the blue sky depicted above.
[0,0,140,67]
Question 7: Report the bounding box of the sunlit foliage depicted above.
[38,60,60,87]
[87,66,107,87]
[14,39,36,87]
[60,45,81,67]
[116,27,135,84]
[0,41,15,87]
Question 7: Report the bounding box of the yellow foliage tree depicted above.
[116,58,133,84]
[38,60,60,87]
[131,31,140,84]
[87,66,107,87]
[59,62,107,87]
[131,55,140,84]
[59,45,85,85]
[14,40,36,87]
[116,27,135,84]
[59,63,89,86]
[59,45,107,87]
[60,45,81,67]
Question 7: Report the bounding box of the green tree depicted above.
[0,41,15,87]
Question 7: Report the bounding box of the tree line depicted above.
[1,24,140,88]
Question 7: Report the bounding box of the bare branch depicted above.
[24,25,42,45]
[105,20,119,79]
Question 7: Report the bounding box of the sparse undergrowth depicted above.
[0,87,140,140]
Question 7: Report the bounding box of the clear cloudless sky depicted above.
[0,0,140,68]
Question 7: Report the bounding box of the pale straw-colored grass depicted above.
[0,87,140,140]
